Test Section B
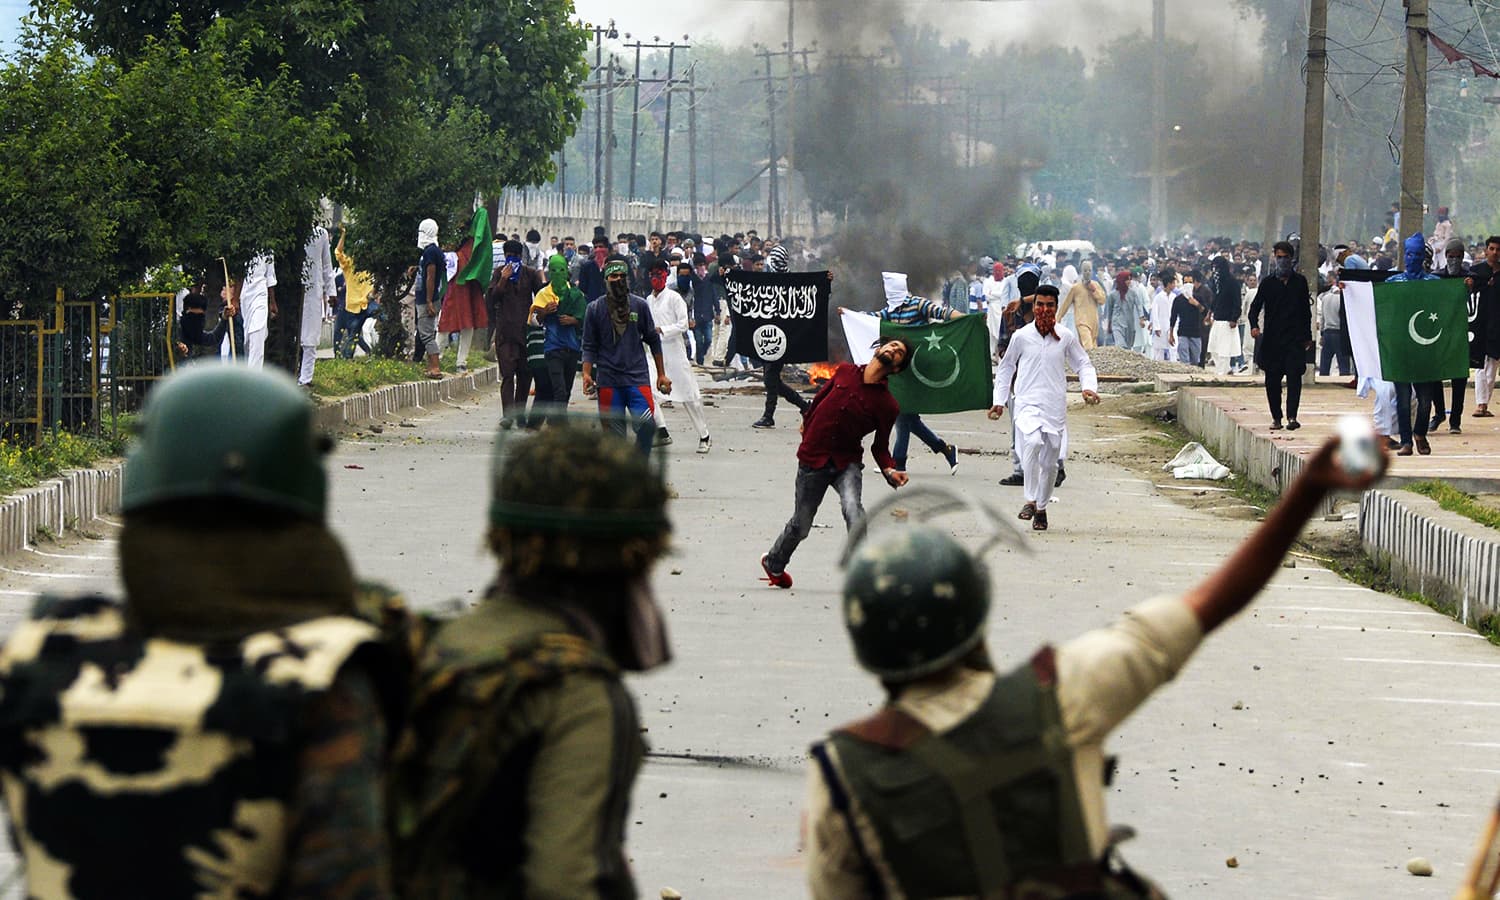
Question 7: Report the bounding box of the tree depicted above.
[0,20,123,316]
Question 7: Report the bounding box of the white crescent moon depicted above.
[1409,311,1441,346]
[910,344,961,389]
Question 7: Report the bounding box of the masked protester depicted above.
[527,253,589,426]
[488,239,546,419]
[0,366,404,898]
[390,419,672,898]
[1248,240,1314,432]
[581,258,673,455]
[1378,233,1443,455]
[807,437,1386,899]
[416,217,447,378]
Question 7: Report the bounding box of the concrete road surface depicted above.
[1,380,1496,898]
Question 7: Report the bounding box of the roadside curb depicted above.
[0,466,123,559]
[311,365,499,430]
[1360,489,1500,626]
[1174,386,1335,516]
[0,366,501,558]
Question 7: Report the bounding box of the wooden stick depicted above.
[217,257,237,360]
[1457,794,1500,899]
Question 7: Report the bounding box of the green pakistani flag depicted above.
[455,207,494,288]
[1345,278,1469,384]
[880,314,993,414]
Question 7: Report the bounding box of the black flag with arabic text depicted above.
[726,270,830,364]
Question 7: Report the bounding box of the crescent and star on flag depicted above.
[1408,310,1442,347]
[910,332,961,389]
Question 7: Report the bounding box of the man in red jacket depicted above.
[760,338,913,588]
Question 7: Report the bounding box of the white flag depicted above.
[839,308,880,364]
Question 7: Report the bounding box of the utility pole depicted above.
[585,21,617,197]
[687,67,701,233]
[603,56,617,232]
[1399,0,1429,240]
[625,38,678,200]
[1298,0,1328,386]
[761,49,781,237]
[657,38,688,233]
[1150,0,1166,243]
[785,0,797,227]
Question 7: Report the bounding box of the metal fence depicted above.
[0,291,176,444]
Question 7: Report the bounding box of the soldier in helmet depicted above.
[0,366,403,898]
[391,418,671,897]
[804,435,1384,898]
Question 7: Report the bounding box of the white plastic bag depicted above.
[1162,442,1230,481]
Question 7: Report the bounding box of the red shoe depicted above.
[760,553,793,589]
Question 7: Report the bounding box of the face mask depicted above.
[607,278,629,300]
[1034,304,1058,336]
[1273,257,1293,277]
[593,247,609,267]
[564,247,576,261]
[676,275,690,292]
[506,255,523,282]
[616,242,629,255]
[550,271,568,293]
[649,271,669,294]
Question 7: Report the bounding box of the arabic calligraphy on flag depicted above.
[1343,277,1469,383]
[725,271,830,364]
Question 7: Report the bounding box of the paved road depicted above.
[2,380,1498,898]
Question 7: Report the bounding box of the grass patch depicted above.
[1316,535,1500,645]
[0,426,127,497]
[1406,480,1500,531]
[311,349,489,398]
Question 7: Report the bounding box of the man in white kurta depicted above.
[297,226,339,386]
[1149,269,1178,362]
[225,253,277,369]
[990,286,1099,531]
[646,262,711,451]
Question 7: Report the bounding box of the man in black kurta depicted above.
[1248,240,1313,431]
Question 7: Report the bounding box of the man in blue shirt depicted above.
[582,259,673,454]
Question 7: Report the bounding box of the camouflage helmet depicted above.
[123,366,329,519]
[489,416,670,574]
[842,526,990,682]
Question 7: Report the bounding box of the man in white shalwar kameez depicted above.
[989,285,1100,532]
[297,225,338,386]
[225,253,277,369]
[1149,268,1179,362]
[646,260,712,452]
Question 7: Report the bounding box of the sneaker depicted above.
[1054,464,1067,487]
[1269,420,1283,431]
[1018,502,1037,521]
[655,430,673,447]
[751,417,775,429]
[697,436,712,454]
[1032,510,1049,531]
[760,553,792,589]
[1450,425,1462,435]
[1415,435,1431,455]
[1286,420,1301,431]
[1428,414,1446,433]
[999,473,1024,486]
[941,443,958,474]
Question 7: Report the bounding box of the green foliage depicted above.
[0,428,120,497]
[0,19,124,316]
[1406,480,1500,530]
[992,208,1079,258]
[311,348,489,396]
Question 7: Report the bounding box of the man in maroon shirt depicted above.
[760,338,913,588]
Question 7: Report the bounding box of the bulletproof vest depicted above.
[390,611,625,899]
[822,649,1111,900]
[0,594,386,900]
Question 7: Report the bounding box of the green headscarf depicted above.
[548,253,569,294]
[455,208,494,288]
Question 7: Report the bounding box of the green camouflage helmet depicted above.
[842,526,990,682]
[489,416,670,573]
[122,366,329,519]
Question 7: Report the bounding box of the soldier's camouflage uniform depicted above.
[0,594,400,899]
